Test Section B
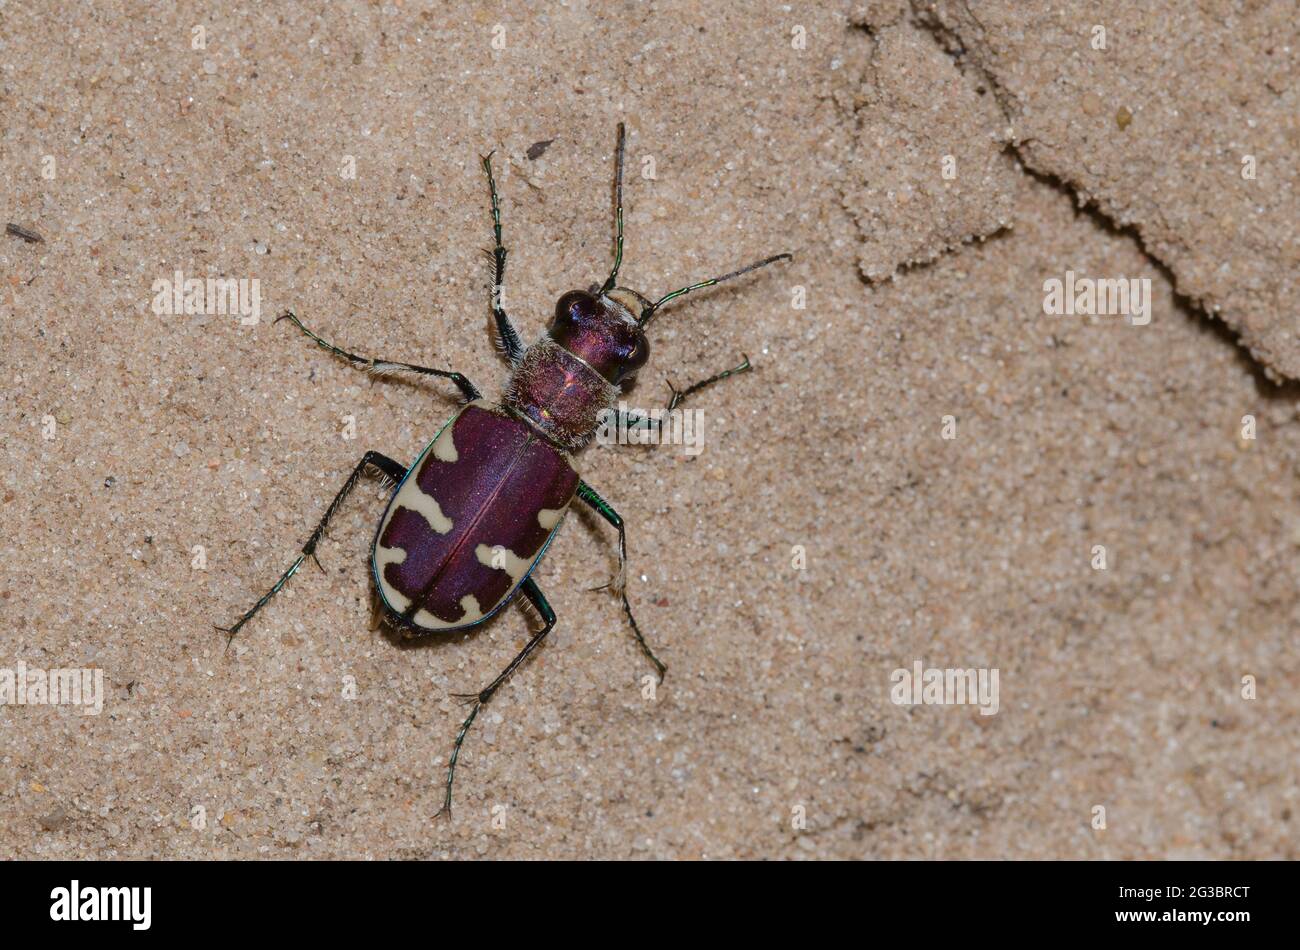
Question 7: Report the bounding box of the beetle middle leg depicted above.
[437,577,556,817]
[216,450,407,648]
[276,310,481,401]
[576,480,666,681]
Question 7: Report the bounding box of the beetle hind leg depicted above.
[216,451,406,650]
[436,578,556,818]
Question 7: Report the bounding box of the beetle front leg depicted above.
[276,310,482,402]
[480,150,525,365]
[437,577,556,818]
[576,480,666,680]
[614,355,752,434]
[216,450,407,649]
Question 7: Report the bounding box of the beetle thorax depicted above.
[504,287,653,451]
[503,337,618,451]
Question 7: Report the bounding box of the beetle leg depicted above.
[480,150,525,365]
[275,310,481,402]
[216,451,407,650]
[575,480,666,681]
[613,354,753,434]
[437,578,556,818]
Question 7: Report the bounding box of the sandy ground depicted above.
[1,2,1296,859]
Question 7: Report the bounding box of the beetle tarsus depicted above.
[215,623,239,654]
[621,594,667,683]
[434,699,478,821]
[667,355,753,412]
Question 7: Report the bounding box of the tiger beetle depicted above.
[218,123,791,815]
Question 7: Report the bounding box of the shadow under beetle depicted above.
[219,123,791,815]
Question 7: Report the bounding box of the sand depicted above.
[1,2,1295,859]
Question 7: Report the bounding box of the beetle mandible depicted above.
[219,124,791,814]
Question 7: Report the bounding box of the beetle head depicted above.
[548,287,650,384]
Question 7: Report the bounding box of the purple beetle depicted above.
[219,124,790,814]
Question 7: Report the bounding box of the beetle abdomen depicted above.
[371,402,578,633]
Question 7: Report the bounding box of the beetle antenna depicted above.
[600,122,627,294]
[639,253,792,326]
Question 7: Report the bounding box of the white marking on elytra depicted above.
[377,541,485,628]
[458,594,484,622]
[476,542,532,581]
[413,595,483,629]
[374,545,411,611]
[537,507,565,530]
[397,484,453,534]
[432,423,459,463]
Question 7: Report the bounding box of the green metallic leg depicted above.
[480,151,525,364]
[276,310,481,401]
[436,577,556,818]
[216,451,406,649]
[576,480,666,680]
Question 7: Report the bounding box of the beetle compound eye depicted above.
[549,290,611,357]
[621,333,650,375]
[553,290,599,329]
